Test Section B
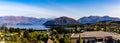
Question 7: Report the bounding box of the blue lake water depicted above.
[6,25,49,30]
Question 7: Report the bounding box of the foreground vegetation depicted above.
[0,20,120,43]
[0,25,72,43]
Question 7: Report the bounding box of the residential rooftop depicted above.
[71,31,120,40]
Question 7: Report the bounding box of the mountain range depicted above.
[44,16,79,25]
[0,16,50,25]
[44,16,120,25]
[0,16,120,26]
[78,16,120,24]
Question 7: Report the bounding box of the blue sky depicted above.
[0,0,120,19]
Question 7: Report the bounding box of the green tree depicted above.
[15,28,21,32]
[51,36,56,41]
[51,30,58,35]
[41,34,48,43]
[28,28,34,33]
[63,35,71,43]
[116,29,120,34]
[71,29,75,33]
[22,38,28,43]
[106,27,110,32]
[37,40,42,43]
[53,39,59,43]
[29,31,40,41]
[37,34,42,41]
[23,30,30,40]
[11,35,19,42]
[0,25,8,33]
[9,27,15,33]
[50,26,66,34]
[79,35,83,43]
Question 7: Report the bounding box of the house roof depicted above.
[71,31,120,40]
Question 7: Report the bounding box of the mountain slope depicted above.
[44,16,79,25]
[78,16,120,24]
[0,16,49,25]
[0,16,120,25]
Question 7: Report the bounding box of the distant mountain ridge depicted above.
[78,16,120,24]
[0,16,120,26]
[44,16,120,25]
[44,16,79,25]
[0,16,49,25]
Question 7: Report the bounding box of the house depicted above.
[71,31,120,43]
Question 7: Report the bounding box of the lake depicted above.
[6,25,49,30]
